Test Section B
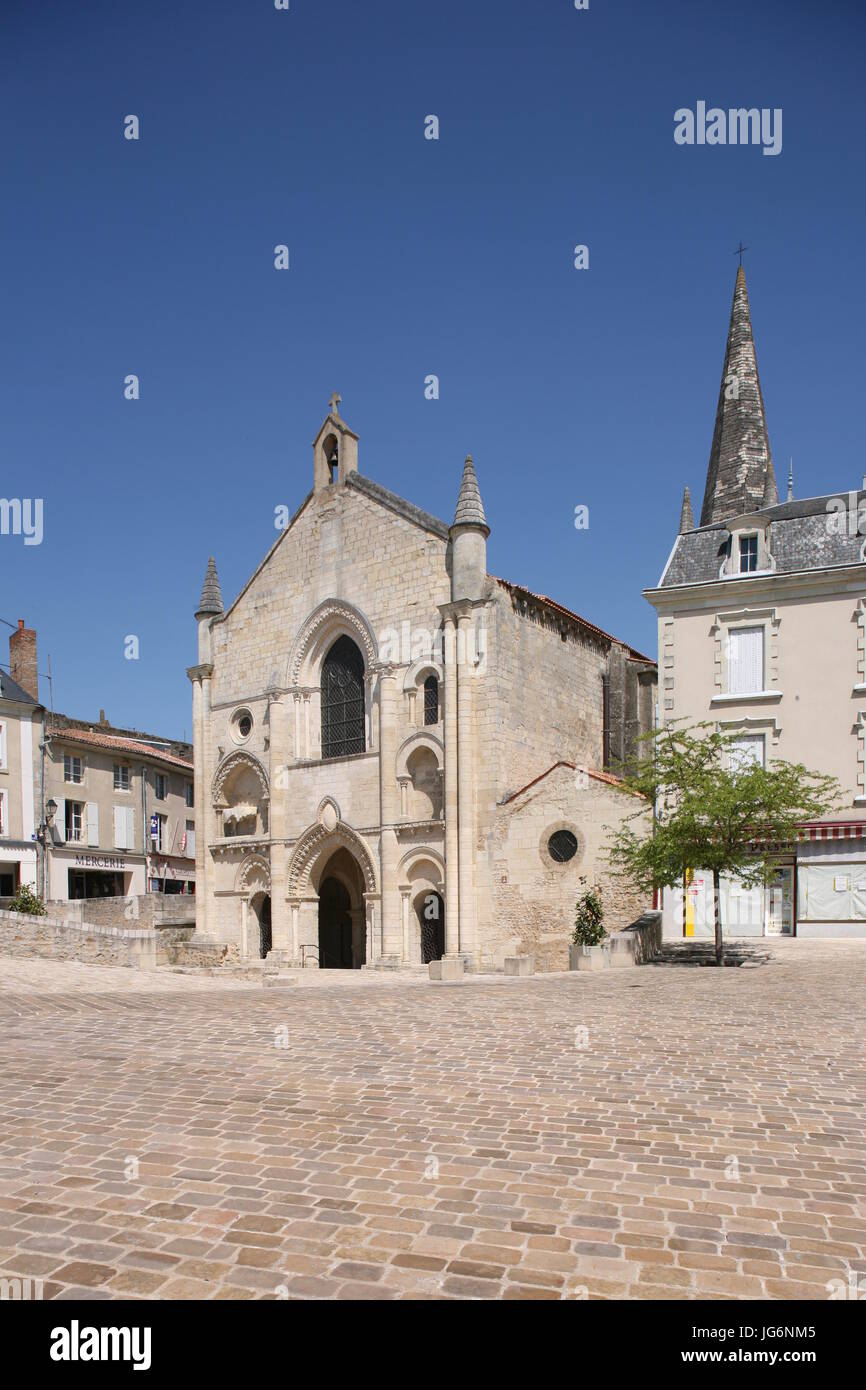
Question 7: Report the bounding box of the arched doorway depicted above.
[251,892,271,959]
[416,890,445,964]
[318,877,353,969]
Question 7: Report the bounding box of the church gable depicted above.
[208,413,451,705]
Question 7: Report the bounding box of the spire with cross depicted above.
[733,240,749,267]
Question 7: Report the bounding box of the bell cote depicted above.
[313,391,359,494]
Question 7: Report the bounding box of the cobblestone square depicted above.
[1,941,864,1301]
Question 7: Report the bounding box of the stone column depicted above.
[290,901,300,962]
[400,888,411,963]
[377,664,401,963]
[267,689,291,958]
[187,662,214,941]
[443,615,459,956]
[363,893,379,966]
[297,897,319,966]
[456,611,476,962]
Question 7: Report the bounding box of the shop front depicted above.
[49,849,146,902]
[148,852,196,895]
[666,823,866,940]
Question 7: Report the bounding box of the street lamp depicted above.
[35,798,58,899]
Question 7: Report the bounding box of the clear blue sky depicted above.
[1,0,864,737]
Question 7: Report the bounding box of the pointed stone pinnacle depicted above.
[761,458,779,509]
[197,556,223,615]
[453,454,488,529]
[679,485,695,533]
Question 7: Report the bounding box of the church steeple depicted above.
[699,266,774,526]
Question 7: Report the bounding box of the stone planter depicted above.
[569,942,610,971]
[504,954,535,977]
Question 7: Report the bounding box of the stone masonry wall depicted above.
[488,765,650,972]
[44,895,196,930]
[0,907,157,969]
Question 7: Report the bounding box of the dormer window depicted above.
[720,521,774,579]
[739,534,759,573]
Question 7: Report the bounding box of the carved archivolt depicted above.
[287,599,378,687]
[235,852,271,895]
[211,750,270,807]
[287,821,378,896]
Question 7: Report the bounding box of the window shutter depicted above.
[729,626,763,695]
[114,806,126,849]
[0,789,7,836]
[53,796,66,843]
[186,825,195,857]
[86,802,99,846]
[126,806,135,850]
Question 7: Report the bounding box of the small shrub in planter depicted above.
[570,879,608,970]
[572,878,605,947]
[7,884,47,916]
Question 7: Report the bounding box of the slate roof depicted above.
[658,491,866,588]
[0,668,40,706]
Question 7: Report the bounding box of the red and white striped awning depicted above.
[798,821,866,842]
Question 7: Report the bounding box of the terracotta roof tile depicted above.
[47,725,192,771]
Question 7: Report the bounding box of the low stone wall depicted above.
[44,894,195,930]
[609,910,663,967]
[0,907,157,970]
[156,929,228,968]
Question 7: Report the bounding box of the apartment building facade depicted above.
[44,718,196,900]
[0,623,42,896]
[645,267,866,939]
[0,619,195,902]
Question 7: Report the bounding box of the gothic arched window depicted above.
[321,635,366,758]
[423,674,439,726]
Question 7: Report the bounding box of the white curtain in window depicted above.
[728,626,763,694]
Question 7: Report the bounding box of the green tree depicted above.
[7,884,47,916]
[606,722,840,965]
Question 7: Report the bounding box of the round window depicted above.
[232,709,253,742]
[548,829,578,863]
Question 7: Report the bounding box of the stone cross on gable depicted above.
[329,391,341,417]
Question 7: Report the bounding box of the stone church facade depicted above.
[188,403,656,971]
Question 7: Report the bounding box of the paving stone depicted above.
[1,942,865,1301]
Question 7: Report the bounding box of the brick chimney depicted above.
[9,620,38,700]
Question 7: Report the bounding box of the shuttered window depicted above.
[114,805,134,849]
[86,803,99,846]
[727,626,763,695]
